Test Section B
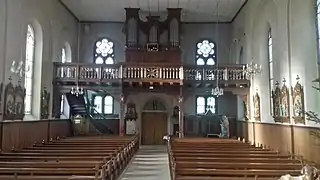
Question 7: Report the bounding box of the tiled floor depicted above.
[118,145,171,180]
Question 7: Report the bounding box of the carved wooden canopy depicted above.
[3,82,25,120]
[291,81,305,124]
[273,81,290,123]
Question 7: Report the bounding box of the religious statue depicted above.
[220,115,229,138]
[254,101,260,117]
[291,75,305,124]
[40,88,50,119]
[243,100,248,120]
[253,92,261,121]
[279,97,288,117]
[294,99,302,117]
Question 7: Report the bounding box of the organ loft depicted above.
[0,0,319,179]
[124,8,181,64]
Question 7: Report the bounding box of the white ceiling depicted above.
[61,0,247,22]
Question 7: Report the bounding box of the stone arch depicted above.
[143,98,167,111]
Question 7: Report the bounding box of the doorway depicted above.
[141,98,168,145]
[141,112,167,145]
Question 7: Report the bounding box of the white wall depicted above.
[80,23,233,64]
[232,0,320,126]
[180,24,233,64]
[80,23,125,63]
[0,0,78,120]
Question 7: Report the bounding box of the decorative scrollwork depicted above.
[146,68,159,79]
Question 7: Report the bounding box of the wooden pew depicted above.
[0,135,140,180]
[168,137,303,180]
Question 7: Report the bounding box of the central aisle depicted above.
[118,145,170,180]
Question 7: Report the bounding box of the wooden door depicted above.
[141,112,167,145]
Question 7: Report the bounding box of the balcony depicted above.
[53,62,250,87]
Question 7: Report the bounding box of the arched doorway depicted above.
[141,99,167,145]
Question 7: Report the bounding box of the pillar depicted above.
[119,94,125,136]
[178,87,184,138]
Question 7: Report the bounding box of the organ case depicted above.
[124,8,182,64]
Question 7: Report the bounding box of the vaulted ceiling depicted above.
[61,0,247,22]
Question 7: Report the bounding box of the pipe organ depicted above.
[124,8,181,64]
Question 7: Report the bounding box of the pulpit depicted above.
[124,102,137,135]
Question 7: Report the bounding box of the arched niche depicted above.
[143,98,166,112]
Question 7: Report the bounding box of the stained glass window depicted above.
[268,28,274,115]
[196,97,205,114]
[196,40,216,65]
[104,96,113,114]
[94,38,115,64]
[61,48,66,63]
[94,96,103,113]
[60,94,65,114]
[93,95,113,114]
[196,96,217,114]
[24,25,35,114]
[207,97,216,113]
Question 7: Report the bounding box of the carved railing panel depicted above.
[183,65,248,81]
[53,63,249,82]
[55,63,77,79]
[124,66,181,80]
[54,63,121,82]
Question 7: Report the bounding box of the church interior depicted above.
[0,0,320,179]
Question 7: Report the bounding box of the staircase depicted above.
[65,93,87,116]
[66,92,114,135]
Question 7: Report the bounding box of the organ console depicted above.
[124,8,182,64]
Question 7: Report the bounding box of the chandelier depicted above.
[244,62,262,78]
[211,6,224,98]
[70,24,84,97]
[70,86,84,96]
[212,86,224,97]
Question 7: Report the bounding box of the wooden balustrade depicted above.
[53,62,248,82]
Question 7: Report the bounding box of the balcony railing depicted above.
[53,63,248,82]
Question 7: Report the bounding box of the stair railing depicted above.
[83,90,114,134]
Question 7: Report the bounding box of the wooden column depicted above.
[178,87,184,138]
[119,94,125,136]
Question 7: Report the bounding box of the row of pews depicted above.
[167,138,304,180]
[0,135,139,180]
